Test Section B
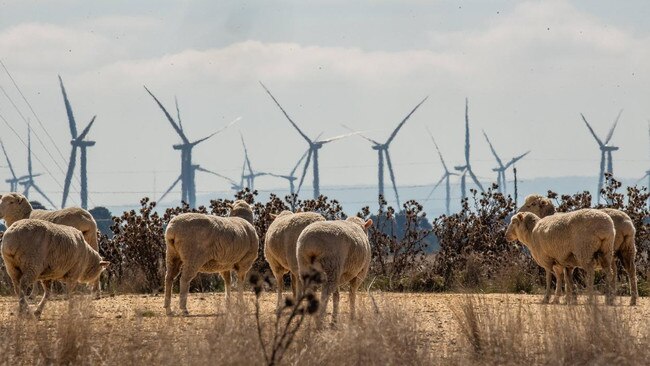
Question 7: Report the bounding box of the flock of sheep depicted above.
[0,189,639,325]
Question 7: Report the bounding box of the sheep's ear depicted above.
[515,212,525,221]
[16,196,24,204]
[100,261,110,268]
[269,213,278,220]
[364,219,373,229]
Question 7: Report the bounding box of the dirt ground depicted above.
[0,290,647,354]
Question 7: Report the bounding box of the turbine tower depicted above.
[454,98,484,199]
[482,130,530,195]
[19,126,56,209]
[144,86,240,207]
[260,82,357,198]
[344,96,428,208]
[0,139,20,191]
[580,110,623,204]
[59,76,97,209]
[424,127,458,215]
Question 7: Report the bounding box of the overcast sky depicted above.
[0,0,649,208]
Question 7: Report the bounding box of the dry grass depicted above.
[0,291,646,365]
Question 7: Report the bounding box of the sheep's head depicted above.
[0,193,30,220]
[229,200,254,224]
[86,260,110,283]
[506,212,538,244]
[347,216,373,233]
[518,194,555,218]
[269,210,293,221]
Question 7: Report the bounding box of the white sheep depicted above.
[163,200,259,316]
[1,219,108,318]
[519,194,638,305]
[0,193,102,298]
[297,216,373,325]
[264,210,325,309]
[505,210,615,305]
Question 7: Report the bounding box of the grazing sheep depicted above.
[519,194,638,305]
[264,210,325,309]
[164,200,259,316]
[0,193,102,298]
[297,216,373,325]
[505,210,615,305]
[1,219,108,318]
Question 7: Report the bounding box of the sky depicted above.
[0,0,649,210]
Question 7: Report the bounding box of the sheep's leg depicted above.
[91,278,101,300]
[319,275,337,328]
[585,264,596,305]
[552,267,563,304]
[349,277,361,320]
[18,272,35,316]
[621,248,638,306]
[601,254,614,306]
[565,267,577,305]
[235,270,247,304]
[34,280,52,319]
[542,269,552,304]
[221,271,232,305]
[332,289,340,324]
[290,272,298,299]
[269,264,286,311]
[179,264,200,317]
[164,255,182,316]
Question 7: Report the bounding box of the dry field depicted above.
[0,290,647,365]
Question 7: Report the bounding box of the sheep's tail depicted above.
[299,245,324,275]
[164,223,177,250]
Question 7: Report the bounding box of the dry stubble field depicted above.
[0,290,648,365]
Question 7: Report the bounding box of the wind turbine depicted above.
[482,130,530,195]
[59,76,97,210]
[454,98,484,199]
[0,139,20,191]
[144,86,240,207]
[260,82,358,198]
[266,149,310,197]
[424,127,458,215]
[19,126,56,209]
[580,109,622,204]
[158,164,239,203]
[343,96,428,208]
[239,132,268,190]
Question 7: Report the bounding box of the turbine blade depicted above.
[31,183,57,209]
[144,86,189,144]
[385,96,428,145]
[425,127,449,172]
[318,131,360,144]
[425,174,446,202]
[482,130,504,167]
[296,149,313,196]
[259,81,312,144]
[240,131,254,176]
[385,150,400,207]
[27,125,32,176]
[61,147,77,208]
[604,109,623,144]
[291,148,310,176]
[58,75,78,138]
[77,116,97,141]
[159,175,182,202]
[467,167,484,192]
[580,113,604,147]
[341,124,380,145]
[196,166,237,185]
[175,96,183,132]
[190,116,242,147]
[505,151,531,169]
[0,139,17,179]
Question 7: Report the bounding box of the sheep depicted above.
[297,216,373,325]
[519,194,638,305]
[505,210,615,305]
[0,193,102,298]
[164,200,259,316]
[1,219,108,318]
[264,210,325,309]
